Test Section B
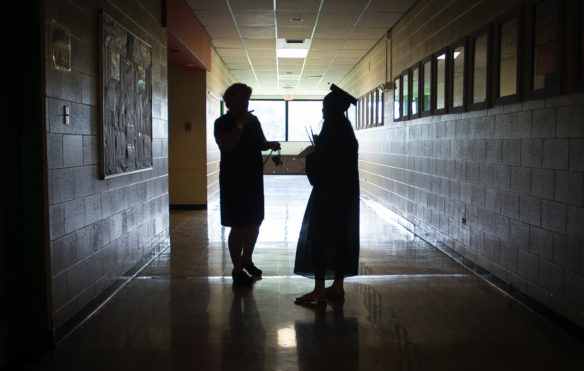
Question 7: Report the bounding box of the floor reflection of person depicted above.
[214,83,281,285]
[294,84,360,304]
[222,288,265,371]
[295,301,359,371]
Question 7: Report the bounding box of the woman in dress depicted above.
[214,83,280,285]
[294,84,360,304]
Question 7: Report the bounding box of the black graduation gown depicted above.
[214,112,266,227]
[294,115,360,279]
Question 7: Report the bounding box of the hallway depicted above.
[29,176,584,370]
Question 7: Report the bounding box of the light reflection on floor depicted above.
[28,175,584,371]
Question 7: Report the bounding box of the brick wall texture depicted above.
[44,0,169,329]
[343,0,584,327]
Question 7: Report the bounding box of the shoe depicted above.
[294,292,327,305]
[242,262,262,277]
[232,270,253,285]
[325,287,345,300]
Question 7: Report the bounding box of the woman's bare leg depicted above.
[241,225,260,264]
[228,227,245,272]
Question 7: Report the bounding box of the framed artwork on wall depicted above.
[99,10,153,178]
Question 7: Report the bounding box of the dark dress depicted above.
[214,112,266,227]
[294,114,360,280]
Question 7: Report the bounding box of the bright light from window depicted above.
[277,48,308,58]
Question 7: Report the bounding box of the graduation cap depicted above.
[324,84,357,111]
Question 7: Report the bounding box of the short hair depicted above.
[223,83,252,109]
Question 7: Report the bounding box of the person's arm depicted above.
[215,112,256,152]
[257,120,281,151]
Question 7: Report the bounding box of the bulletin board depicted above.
[99,11,152,178]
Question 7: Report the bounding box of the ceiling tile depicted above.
[276,11,317,25]
[368,0,415,12]
[349,26,388,40]
[216,48,247,57]
[358,11,401,28]
[239,26,276,39]
[186,0,227,10]
[321,0,369,13]
[212,39,244,48]
[317,12,359,26]
[243,39,276,48]
[234,10,275,26]
[229,0,273,11]
[193,9,233,26]
[276,0,322,12]
[205,25,240,39]
[341,39,377,50]
[313,26,351,39]
[277,26,313,39]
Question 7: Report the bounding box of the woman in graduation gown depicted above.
[294,84,360,304]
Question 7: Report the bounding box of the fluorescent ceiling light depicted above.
[277,48,308,58]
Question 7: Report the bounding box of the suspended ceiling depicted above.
[185,0,415,97]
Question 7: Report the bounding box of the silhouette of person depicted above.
[214,83,280,285]
[294,84,360,304]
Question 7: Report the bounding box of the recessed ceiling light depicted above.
[277,49,308,58]
[289,17,303,23]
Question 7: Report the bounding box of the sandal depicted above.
[325,287,345,299]
[232,270,253,285]
[242,262,262,277]
[294,292,327,305]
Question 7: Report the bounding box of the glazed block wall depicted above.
[168,62,207,206]
[345,0,584,327]
[206,49,236,202]
[44,0,169,329]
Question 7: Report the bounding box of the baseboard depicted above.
[169,204,207,210]
[53,238,171,344]
[362,194,584,343]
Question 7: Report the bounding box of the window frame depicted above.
[393,75,402,121]
[573,0,584,91]
[433,47,449,116]
[400,69,410,119]
[409,62,421,119]
[493,6,524,105]
[249,99,324,142]
[526,0,564,100]
[420,55,433,117]
[449,37,468,113]
[468,24,492,111]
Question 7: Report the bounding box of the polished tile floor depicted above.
[30,176,584,370]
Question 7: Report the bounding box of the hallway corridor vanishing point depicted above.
[29,176,584,370]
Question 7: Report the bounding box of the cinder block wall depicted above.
[44,0,169,329]
[206,49,236,202]
[343,0,584,328]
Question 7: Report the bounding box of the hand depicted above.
[271,141,281,151]
[238,111,256,128]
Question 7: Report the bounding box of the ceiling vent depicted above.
[286,39,305,44]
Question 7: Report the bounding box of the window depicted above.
[421,56,433,116]
[528,0,562,98]
[394,77,401,120]
[354,87,385,128]
[376,88,384,124]
[450,39,467,112]
[249,100,286,141]
[288,101,323,141]
[249,100,323,142]
[402,71,409,118]
[410,64,420,118]
[435,48,448,114]
[495,7,522,104]
[470,26,491,110]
